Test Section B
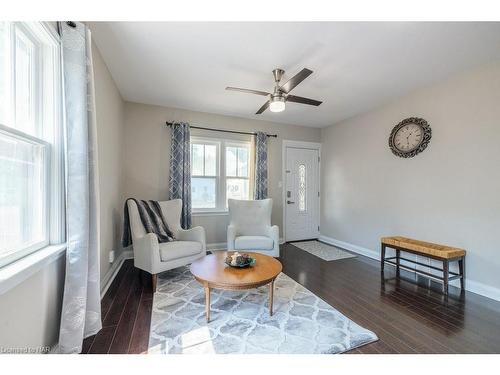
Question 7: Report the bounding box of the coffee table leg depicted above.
[269,279,275,316]
[204,283,211,323]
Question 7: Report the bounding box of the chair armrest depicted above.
[227,225,237,250]
[177,226,206,252]
[133,233,161,274]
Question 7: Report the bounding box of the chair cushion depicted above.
[159,241,202,262]
[234,236,274,250]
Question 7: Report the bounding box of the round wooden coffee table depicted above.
[190,251,282,322]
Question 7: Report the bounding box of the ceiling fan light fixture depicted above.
[226,68,321,115]
[269,96,285,113]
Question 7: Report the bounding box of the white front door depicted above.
[284,146,320,241]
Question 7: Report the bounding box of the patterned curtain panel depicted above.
[254,131,268,199]
[57,22,102,353]
[168,123,192,229]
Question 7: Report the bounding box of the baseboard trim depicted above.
[318,234,500,302]
[108,238,285,258]
[465,279,500,302]
[101,237,500,302]
[207,238,285,252]
[100,249,134,299]
[99,236,285,297]
[318,235,379,260]
[206,242,227,251]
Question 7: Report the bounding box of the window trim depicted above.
[0,22,64,270]
[191,136,253,214]
[38,22,66,245]
[0,243,65,296]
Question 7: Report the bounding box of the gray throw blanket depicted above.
[122,198,175,248]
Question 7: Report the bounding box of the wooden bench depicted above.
[381,236,466,295]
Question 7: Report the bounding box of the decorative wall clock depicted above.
[388,117,431,158]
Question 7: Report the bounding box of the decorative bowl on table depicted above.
[224,252,256,268]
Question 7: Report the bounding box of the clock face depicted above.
[393,123,423,152]
[388,117,431,158]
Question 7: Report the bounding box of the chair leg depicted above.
[152,274,157,293]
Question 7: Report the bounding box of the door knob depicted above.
[287,200,295,204]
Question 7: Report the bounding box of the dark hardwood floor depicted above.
[82,243,500,354]
[82,259,153,354]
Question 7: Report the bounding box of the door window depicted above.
[298,164,306,212]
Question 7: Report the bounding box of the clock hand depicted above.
[406,132,413,146]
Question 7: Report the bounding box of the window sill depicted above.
[193,211,229,217]
[0,243,66,296]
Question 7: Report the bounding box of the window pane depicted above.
[226,178,249,204]
[0,132,46,259]
[204,144,216,176]
[191,177,216,209]
[298,164,306,212]
[226,146,237,177]
[15,29,36,136]
[0,22,11,126]
[237,147,249,177]
[191,143,204,176]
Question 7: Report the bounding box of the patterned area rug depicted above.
[291,241,356,261]
[148,266,377,354]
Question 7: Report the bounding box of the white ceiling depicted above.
[89,22,500,128]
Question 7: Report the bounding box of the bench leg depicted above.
[458,257,465,290]
[396,249,401,277]
[443,259,449,296]
[380,244,386,273]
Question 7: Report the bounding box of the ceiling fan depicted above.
[226,68,323,114]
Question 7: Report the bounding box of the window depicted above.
[191,140,218,209]
[225,144,250,203]
[191,137,252,212]
[0,22,63,267]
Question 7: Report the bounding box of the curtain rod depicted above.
[165,122,277,138]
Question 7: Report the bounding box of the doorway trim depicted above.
[282,140,322,242]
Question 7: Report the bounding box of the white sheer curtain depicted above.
[56,21,101,354]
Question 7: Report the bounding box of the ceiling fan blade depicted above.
[226,87,270,96]
[280,68,313,93]
[286,95,322,106]
[255,101,270,114]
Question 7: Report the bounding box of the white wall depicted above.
[92,40,126,280]
[123,101,322,245]
[320,62,500,300]
[0,255,65,351]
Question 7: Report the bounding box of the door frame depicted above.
[282,140,322,242]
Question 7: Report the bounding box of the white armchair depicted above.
[227,198,280,257]
[127,199,206,291]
